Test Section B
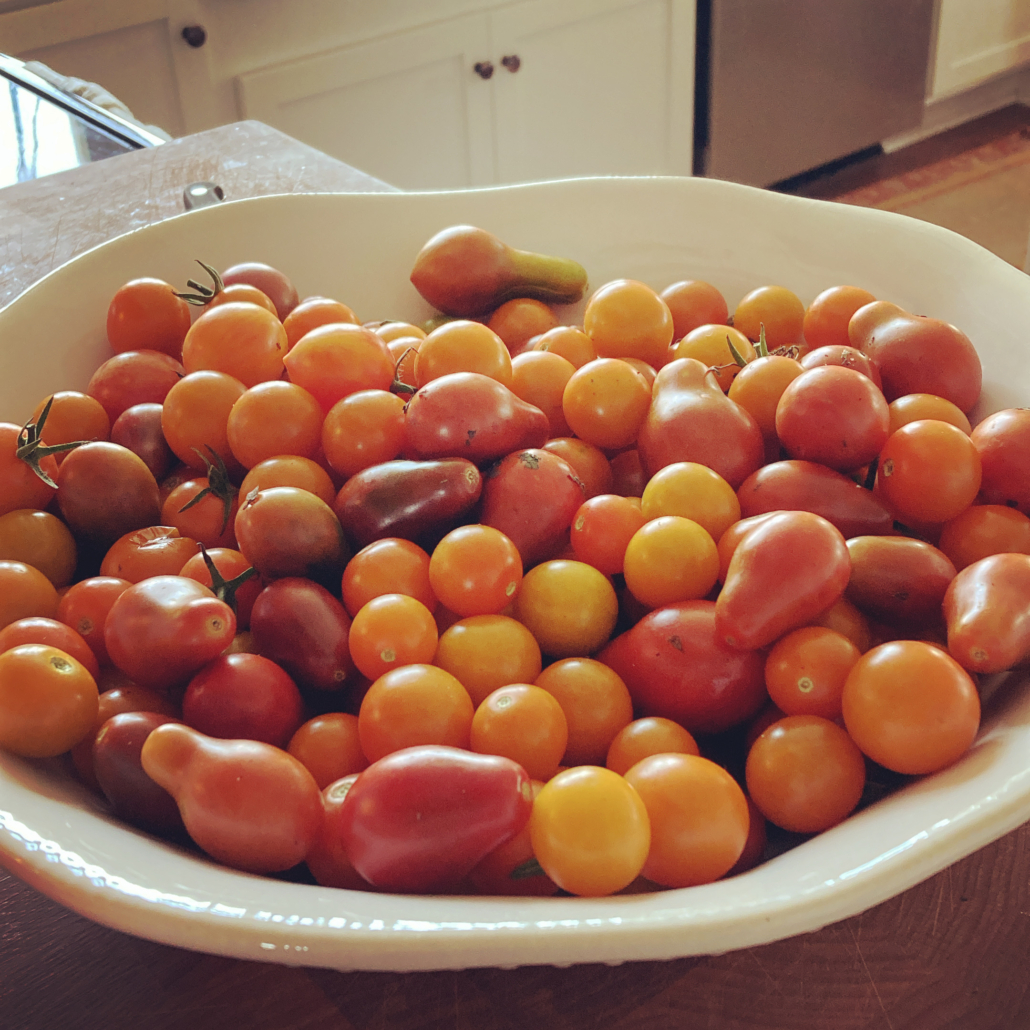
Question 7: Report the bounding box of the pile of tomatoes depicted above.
[1,238,1029,901]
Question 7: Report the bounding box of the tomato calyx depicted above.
[197,545,258,615]
[179,446,238,533]
[390,345,418,396]
[174,259,224,307]
[16,396,90,487]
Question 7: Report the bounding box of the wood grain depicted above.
[2,120,1030,1030]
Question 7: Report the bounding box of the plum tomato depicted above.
[93,711,186,836]
[715,511,850,651]
[248,577,354,691]
[337,744,534,893]
[104,576,237,691]
[597,600,767,735]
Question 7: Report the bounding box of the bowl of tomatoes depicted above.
[1,176,1029,972]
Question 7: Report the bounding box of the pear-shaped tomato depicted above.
[403,372,549,466]
[716,511,850,650]
[637,358,764,489]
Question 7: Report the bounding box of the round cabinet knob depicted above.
[501,55,521,73]
[182,25,207,48]
[473,61,494,80]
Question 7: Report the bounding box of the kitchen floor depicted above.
[774,103,1030,270]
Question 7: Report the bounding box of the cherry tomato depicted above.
[626,752,750,887]
[569,494,646,575]
[775,365,890,472]
[358,664,474,762]
[414,319,513,387]
[429,525,523,617]
[0,508,77,588]
[470,684,568,782]
[0,617,101,681]
[110,402,176,481]
[0,643,98,758]
[87,349,186,422]
[283,297,359,349]
[584,279,674,368]
[182,652,305,748]
[733,285,805,350]
[606,716,700,776]
[745,715,866,833]
[226,380,323,469]
[341,537,436,616]
[659,279,729,340]
[763,626,860,720]
[220,261,299,321]
[534,657,634,765]
[106,278,192,358]
[288,713,368,790]
[0,559,60,630]
[486,297,558,356]
[99,525,201,583]
[513,559,618,658]
[56,576,131,667]
[529,765,650,897]
[347,593,439,681]
[876,419,982,525]
[434,614,543,707]
[841,640,980,774]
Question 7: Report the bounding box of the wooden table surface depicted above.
[2,120,1030,1030]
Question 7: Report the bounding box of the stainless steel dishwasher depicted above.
[694,0,937,187]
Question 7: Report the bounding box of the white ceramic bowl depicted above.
[1,178,1029,972]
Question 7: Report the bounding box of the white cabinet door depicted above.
[490,0,694,183]
[931,0,1030,99]
[237,16,497,190]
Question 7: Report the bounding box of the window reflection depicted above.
[1,75,135,187]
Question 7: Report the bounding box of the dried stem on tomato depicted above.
[16,395,90,488]
[178,446,238,534]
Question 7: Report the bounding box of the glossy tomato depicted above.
[336,744,533,892]
[597,600,768,734]
[104,576,237,690]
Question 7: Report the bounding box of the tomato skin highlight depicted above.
[337,744,533,893]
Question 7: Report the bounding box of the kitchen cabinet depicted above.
[2,0,691,189]
[237,0,695,190]
[930,0,1030,99]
